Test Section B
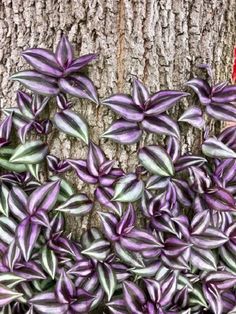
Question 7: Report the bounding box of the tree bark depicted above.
[0,0,235,238]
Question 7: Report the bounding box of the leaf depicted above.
[179,106,205,128]
[185,78,211,105]
[202,137,236,159]
[113,173,144,202]
[204,187,236,212]
[98,262,117,301]
[138,145,174,177]
[22,48,63,77]
[55,193,93,216]
[41,246,57,279]
[50,175,75,203]
[191,227,228,249]
[82,239,110,261]
[11,70,60,95]
[55,35,73,68]
[28,180,61,214]
[132,79,149,108]
[145,90,189,115]
[30,292,68,314]
[142,114,180,139]
[203,283,222,314]
[102,94,144,122]
[95,186,123,216]
[55,270,75,304]
[64,53,97,75]
[16,217,41,261]
[8,186,28,221]
[53,109,89,144]
[206,102,236,122]
[0,284,23,307]
[0,217,17,245]
[120,228,163,252]
[174,155,207,172]
[205,271,236,290]
[114,243,144,268]
[9,140,48,164]
[123,281,146,314]
[0,273,25,289]
[190,247,217,271]
[102,119,142,144]
[116,204,136,235]
[59,74,98,104]
[87,141,106,177]
[68,159,97,184]
[0,184,9,217]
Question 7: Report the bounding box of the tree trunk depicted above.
[0,0,235,238]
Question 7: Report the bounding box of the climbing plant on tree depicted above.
[0,36,236,313]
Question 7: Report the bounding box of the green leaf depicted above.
[9,140,48,164]
[98,263,117,301]
[138,145,174,176]
[55,194,93,216]
[53,109,89,144]
[41,246,57,279]
[0,273,25,289]
[0,184,9,217]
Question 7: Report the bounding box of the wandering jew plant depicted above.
[0,36,236,314]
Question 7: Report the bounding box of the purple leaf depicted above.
[95,186,123,216]
[204,187,236,212]
[28,180,60,214]
[55,269,75,304]
[206,102,236,122]
[0,114,13,147]
[166,136,180,163]
[82,239,110,261]
[142,114,180,139]
[145,90,189,115]
[0,284,23,307]
[202,137,236,159]
[203,283,222,314]
[11,70,60,95]
[102,94,144,122]
[212,85,236,103]
[191,227,228,249]
[123,281,146,314]
[87,141,106,177]
[59,74,98,104]
[68,159,98,184]
[102,119,142,144]
[30,292,68,314]
[16,217,41,261]
[185,78,211,105]
[178,106,205,128]
[116,204,136,235]
[64,53,97,76]
[70,289,95,313]
[132,79,149,109]
[56,35,73,68]
[206,271,236,290]
[22,48,63,77]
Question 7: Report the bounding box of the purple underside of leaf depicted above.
[212,85,236,103]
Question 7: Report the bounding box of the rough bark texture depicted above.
[0,0,236,238]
